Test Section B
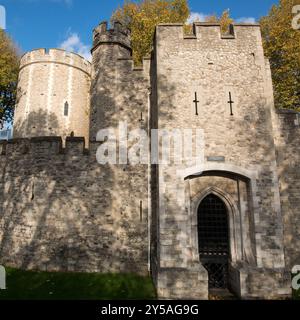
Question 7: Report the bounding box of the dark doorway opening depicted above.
[198,194,230,289]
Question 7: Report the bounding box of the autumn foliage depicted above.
[111,0,190,65]
[0,30,19,125]
[260,0,300,111]
[204,10,234,34]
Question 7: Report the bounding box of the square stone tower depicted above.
[150,23,291,299]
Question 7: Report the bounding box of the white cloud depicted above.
[236,17,256,24]
[187,12,209,24]
[59,32,91,61]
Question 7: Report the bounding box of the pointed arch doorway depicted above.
[198,194,230,289]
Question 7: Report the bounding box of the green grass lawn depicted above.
[0,267,156,300]
[1,267,298,300]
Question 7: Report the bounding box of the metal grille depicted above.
[198,194,229,289]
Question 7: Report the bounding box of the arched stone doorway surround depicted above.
[178,163,260,296]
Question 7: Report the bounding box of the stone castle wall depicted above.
[0,22,151,276]
[275,110,300,269]
[152,23,290,299]
[0,20,299,300]
[0,138,149,274]
[90,21,150,139]
[89,21,151,273]
[14,49,91,142]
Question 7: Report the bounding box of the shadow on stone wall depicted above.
[0,62,154,274]
[0,45,182,276]
[0,134,151,274]
[232,99,293,268]
[13,109,60,138]
[273,111,300,269]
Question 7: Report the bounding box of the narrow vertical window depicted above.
[193,92,199,116]
[140,200,143,222]
[227,92,234,116]
[64,101,69,116]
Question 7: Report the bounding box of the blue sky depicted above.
[1,0,278,60]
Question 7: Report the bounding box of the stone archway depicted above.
[155,162,289,300]
[185,172,257,296]
[190,184,247,266]
[179,163,260,268]
[197,193,230,289]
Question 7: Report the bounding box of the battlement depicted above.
[117,56,151,73]
[156,22,261,42]
[0,136,90,156]
[20,48,92,76]
[92,21,131,53]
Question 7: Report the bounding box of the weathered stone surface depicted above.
[0,139,148,275]
[14,49,91,143]
[151,22,296,299]
[274,110,300,269]
[1,21,299,300]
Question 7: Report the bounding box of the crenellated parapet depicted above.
[155,22,261,43]
[193,22,260,39]
[0,137,89,157]
[20,48,91,76]
[117,56,151,74]
[92,21,131,53]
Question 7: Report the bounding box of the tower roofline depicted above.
[92,20,132,53]
[20,48,91,65]
[19,48,91,77]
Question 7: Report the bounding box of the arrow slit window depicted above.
[64,101,69,117]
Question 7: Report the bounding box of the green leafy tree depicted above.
[260,0,300,111]
[0,30,20,126]
[111,0,190,65]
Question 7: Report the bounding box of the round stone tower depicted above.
[14,48,91,142]
[90,21,132,140]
